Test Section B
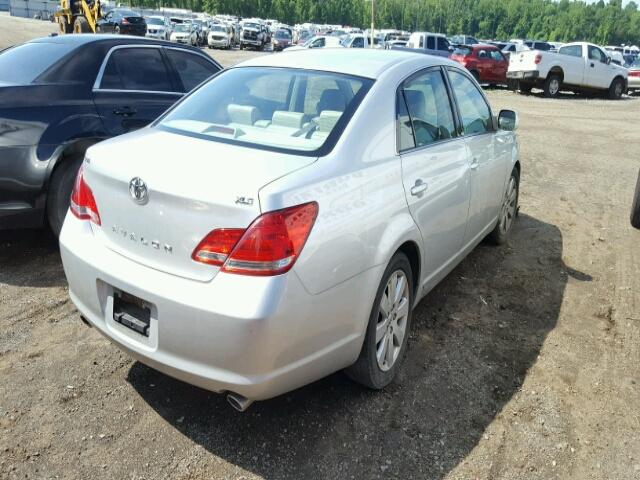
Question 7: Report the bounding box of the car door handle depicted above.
[470,158,480,170]
[113,107,137,117]
[410,180,428,196]
[590,62,595,68]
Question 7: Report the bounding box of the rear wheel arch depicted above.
[396,241,421,301]
[549,66,564,82]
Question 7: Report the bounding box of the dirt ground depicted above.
[1,13,640,480]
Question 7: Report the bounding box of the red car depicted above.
[450,44,509,85]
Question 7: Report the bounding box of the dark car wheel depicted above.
[73,16,90,33]
[487,167,520,245]
[608,77,624,100]
[47,157,83,237]
[631,169,640,229]
[543,74,561,98]
[115,25,121,35]
[346,252,414,389]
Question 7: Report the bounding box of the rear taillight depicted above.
[192,202,318,276]
[69,165,101,225]
[629,71,640,77]
[121,18,130,24]
[534,54,542,64]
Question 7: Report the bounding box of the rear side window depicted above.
[99,47,173,92]
[165,49,219,92]
[559,45,582,57]
[447,69,492,135]
[490,50,505,61]
[437,37,449,51]
[453,47,472,56]
[397,69,457,150]
[0,43,76,84]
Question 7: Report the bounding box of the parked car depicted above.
[285,35,342,51]
[628,57,640,94]
[169,23,191,44]
[501,41,529,59]
[272,29,292,51]
[0,35,221,234]
[400,32,452,58]
[207,23,231,49]
[96,9,146,36]
[341,33,378,48]
[450,35,479,46]
[59,49,521,411]
[450,44,509,85]
[145,16,170,40]
[507,42,628,98]
[523,40,553,51]
[240,19,266,50]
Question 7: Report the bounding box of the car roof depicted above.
[236,48,448,79]
[28,34,197,51]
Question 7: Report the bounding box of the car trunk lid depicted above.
[84,127,315,282]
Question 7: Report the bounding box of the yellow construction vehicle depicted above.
[55,0,102,34]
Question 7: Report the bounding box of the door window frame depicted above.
[93,44,220,95]
[444,66,496,137]
[395,65,461,154]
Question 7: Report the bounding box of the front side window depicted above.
[158,67,373,155]
[447,68,492,135]
[427,36,435,50]
[99,48,173,92]
[490,50,505,61]
[559,45,582,57]
[165,50,219,92]
[352,37,364,48]
[589,45,606,63]
[397,69,456,149]
[437,37,449,50]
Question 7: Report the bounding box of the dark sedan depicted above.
[97,9,147,36]
[0,35,221,235]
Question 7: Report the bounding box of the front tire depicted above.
[346,253,414,389]
[609,77,624,100]
[73,16,90,34]
[487,167,520,245]
[46,156,83,237]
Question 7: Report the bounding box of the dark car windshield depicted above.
[157,67,374,156]
[0,42,77,85]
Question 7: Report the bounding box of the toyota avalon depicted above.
[60,49,521,411]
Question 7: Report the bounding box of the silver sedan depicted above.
[60,49,521,411]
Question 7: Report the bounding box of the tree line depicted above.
[135,0,640,46]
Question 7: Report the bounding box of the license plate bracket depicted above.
[113,291,151,337]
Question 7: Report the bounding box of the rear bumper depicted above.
[60,215,375,401]
[242,39,262,46]
[628,75,640,90]
[507,70,540,80]
[120,25,146,36]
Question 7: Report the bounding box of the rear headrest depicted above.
[227,104,257,125]
[317,110,342,132]
[272,111,305,129]
[316,89,346,114]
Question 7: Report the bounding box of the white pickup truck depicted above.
[507,42,628,99]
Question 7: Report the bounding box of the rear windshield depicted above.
[453,47,472,56]
[158,67,373,156]
[0,42,77,84]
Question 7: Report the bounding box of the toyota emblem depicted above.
[129,177,148,204]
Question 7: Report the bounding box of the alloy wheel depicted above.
[376,270,410,371]
[549,78,560,96]
[499,176,518,234]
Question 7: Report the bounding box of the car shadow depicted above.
[0,228,66,288]
[128,213,584,479]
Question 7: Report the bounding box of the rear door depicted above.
[92,45,183,136]
[489,49,508,82]
[398,67,471,278]
[446,67,504,244]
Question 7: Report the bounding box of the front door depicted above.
[398,67,471,280]
[586,45,612,89]
[446,67,505,244]
[92,46,182,136]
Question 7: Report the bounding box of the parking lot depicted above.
[1,12,640,480]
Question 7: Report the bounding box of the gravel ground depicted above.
[1,13,640,480]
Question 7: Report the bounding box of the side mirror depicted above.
[448,45,454,52]
[632,169,640,229]
[498,109,518,131]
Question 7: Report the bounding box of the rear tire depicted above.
[543,74,561,98]
[346,252,414,389]
[73,16,90,33]
[59,16,72,34]
[46,156,83,237]
[487,167,520,245]
[631,170,640,229]
[608,77,624,100]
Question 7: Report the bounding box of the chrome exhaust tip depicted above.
[226,392,253,412]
